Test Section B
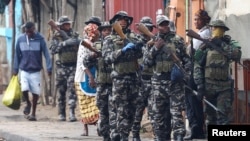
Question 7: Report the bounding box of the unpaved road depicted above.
[0,94,153,141]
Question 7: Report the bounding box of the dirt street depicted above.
[0,94,153,141]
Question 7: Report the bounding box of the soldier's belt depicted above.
[152,72,171,80]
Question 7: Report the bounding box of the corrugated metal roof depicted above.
[105,0,164,32]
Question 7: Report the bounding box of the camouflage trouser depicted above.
[109,88,118,140]
[151,78,172,140]
[110,76,139,140]
[170,82,186,138]
[96,83,112,137]
[56,64,77,113]
[132,78,153,137]
[205,79,232,126]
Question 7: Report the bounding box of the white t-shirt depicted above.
[192,25,211,50]
[74,39,93,82]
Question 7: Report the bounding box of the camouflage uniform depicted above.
[145,15,190,141]
[95,22,112,141]
[50,16,80,122]
[193,20,241,126]
[102,11,143,141]
[131,16,155,141]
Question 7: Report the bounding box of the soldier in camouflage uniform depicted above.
[50,16,80,122]
[144,15,191,141]
[193,19,241,127]
[131,16,156,141]
[102,11,143,141]
[95,21,112,141]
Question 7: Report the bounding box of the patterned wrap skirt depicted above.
[75,82,99,124]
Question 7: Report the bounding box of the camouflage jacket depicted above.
[193,35,242,86]
[102,29,143,77]
[50,29,80,66]
[144,31,191,80]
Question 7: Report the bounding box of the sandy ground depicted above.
[0,94,154,141]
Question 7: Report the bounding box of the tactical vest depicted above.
[205,50,229,80]
[111,33,138,74]
[141,44,153,76]
[153,56,173,73]
[95,41,112,84]
[153,34,175,73]
[59,45,78,65]
[56,31,78,66]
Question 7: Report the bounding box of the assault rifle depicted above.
[112,22,130,44]
[186,29,247,68]
[136,23,188,77]
[47,19,70,40]
[186,29,228,57]
[112,22,142,80]
[185,85,226,116]
[81,40,102,57]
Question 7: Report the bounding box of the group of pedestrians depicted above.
[12,8,242,141]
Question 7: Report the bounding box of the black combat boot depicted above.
[69,108,77,122]
[184,124,205,140]
[58,107,66,121]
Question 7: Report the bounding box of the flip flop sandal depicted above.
[27,115,37,121]
[23,105,31,115]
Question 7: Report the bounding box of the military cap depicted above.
[85,16,102,26]
[98,21,112,31]
[109,11,133,26]
[140,16,156,28]
[56,16,73,25]
[209,19,229,31]
[156,15,170,25]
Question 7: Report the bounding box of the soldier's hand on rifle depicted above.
[147,39,154,47]
[90,52,100,58]
[58,41,66,47]
[197,84,205,101]
[154,38,165,49]
[121,42,135,53]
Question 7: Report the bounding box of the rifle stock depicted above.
[186,29,228,57]
[112,22,127,40]
[112,22,141,79]
[47,19,69,40]
[135,23,186,75]
[136,23,155,38]
[48,19,60,31]
[186,29,206,42]
[81,40,101,56]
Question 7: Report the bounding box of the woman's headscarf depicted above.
[83,23,99,41]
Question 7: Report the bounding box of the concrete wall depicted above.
[39,0,104,40]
